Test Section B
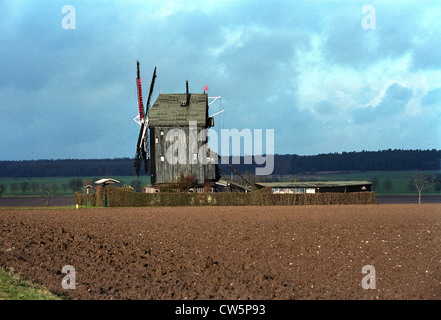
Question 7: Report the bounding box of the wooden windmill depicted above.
[133,62,219,187]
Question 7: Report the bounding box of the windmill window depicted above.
[155,137,159,143]
[160,130,164,136]
[160,156,165,162]
[193,153,197,160]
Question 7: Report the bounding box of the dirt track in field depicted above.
[0,205,440,300]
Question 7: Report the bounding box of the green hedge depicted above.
[74,185,103,207]
[75,186,376,207]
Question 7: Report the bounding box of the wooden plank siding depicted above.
[150,126,217,185]
[148,93,218,186]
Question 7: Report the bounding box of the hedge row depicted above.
[74,185,104,207]
[75,186,376,207]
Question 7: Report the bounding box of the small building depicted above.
[144,187,160,193]
[148,89,219,186]
[255,181,372,194]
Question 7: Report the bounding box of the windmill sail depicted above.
[134,62,156,177]
[136,61,144,121]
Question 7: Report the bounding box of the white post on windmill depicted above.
[133,115,142,126]
[209,109,225,117]
[208,96,221,105]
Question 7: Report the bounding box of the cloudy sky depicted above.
[1,0,440,160]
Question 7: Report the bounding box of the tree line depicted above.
[271,149,440,174]
[0,158,135,178]
[0,149,439,178]
[0,178,146,197]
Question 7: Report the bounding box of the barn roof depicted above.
[95,178,120,185]
[255,181,372,189]
[148,93,208,126]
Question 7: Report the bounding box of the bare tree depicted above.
[370,177,378,191]
[61,183,69,193]
[51,184,59,195]
[0,184,6,197]
[68,178,83,193]
[176,173,196,192]
[41,184,54,206]
[382,178,393,194]
[19,181,30,195]
[434,174,441,193]
[31,182,40,195]
[10,183,18,194]
[407,173,434,204]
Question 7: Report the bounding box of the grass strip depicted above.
[0,268,64,300]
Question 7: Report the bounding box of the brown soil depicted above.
[0,205,439,300]
[0,196,74,207]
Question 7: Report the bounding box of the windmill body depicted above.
[148,92,219,186]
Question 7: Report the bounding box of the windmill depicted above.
[133,61,156,177]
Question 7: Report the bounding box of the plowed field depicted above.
[0,204,440,300]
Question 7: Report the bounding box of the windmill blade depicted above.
[144,67,157,115]
[133,64,156,177]
[134,118,151,176]
[136,61,144,121]
[140,66,156,174]
[139,119,149,173]
[134,61,146,177]
[134,151,142,177]
[142,127,149,173]
[134,123,145,177]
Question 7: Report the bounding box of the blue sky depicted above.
[0,0,440,160]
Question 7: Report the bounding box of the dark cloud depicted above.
[0,1,440,160]
[412,34,441,70]
[323,12,379,67]
[422,87,441,106]
[323,2,428,67]
[353,83,412,124]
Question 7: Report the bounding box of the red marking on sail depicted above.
[137,78,144,120]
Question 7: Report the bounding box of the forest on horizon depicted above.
[0,149,439,178]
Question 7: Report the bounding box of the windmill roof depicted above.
[148,93,208,126]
